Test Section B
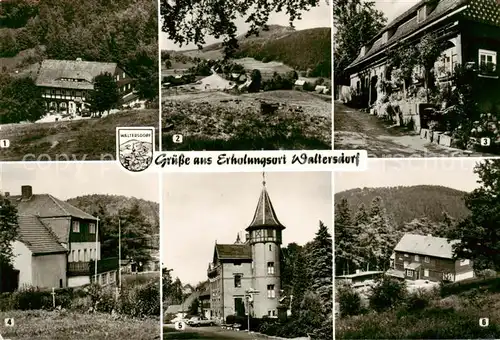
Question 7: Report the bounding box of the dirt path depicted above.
[334,101,491,158]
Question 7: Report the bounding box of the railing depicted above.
[67,257,119,276]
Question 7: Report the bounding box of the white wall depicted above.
[12,241,32,288]
[68,276,90,287]
[455,270,474,282]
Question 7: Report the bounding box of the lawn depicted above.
[162,90,331,150]
[0,310,160,340]
[0,110,160,161]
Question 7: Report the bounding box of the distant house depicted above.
[336,270,384,285]
[6,185,118,290]
[294,79,305,90]
[35,59,136,115]
[387,233,474,282]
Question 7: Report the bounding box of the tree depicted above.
[161,0,325,58]
[448,160,500,271]
[117,203,156,267]
[89,72,119,117]
[308,221,332,314]
[337,282,362,317]
[369,276,407,312]
[0,195,19,265]
[0,76,45,124]
[333,0,386,85]
[290,249,309,315]
[281,242,302,297]
[248,69,262,93]
[335,198,355,275]
[188,298,200,315]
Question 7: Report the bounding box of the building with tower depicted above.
[207,176,284,321]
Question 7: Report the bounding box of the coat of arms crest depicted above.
[116,127,155,172]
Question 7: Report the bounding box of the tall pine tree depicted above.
[0,195,19,264]
[308,221,332,314]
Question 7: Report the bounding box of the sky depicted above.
[375,0,421,23]
[334,158,484,194]
[0,162,159,202]
[160,1,331,50]
[162,172,332,285]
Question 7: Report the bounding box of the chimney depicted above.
[360,46,367,57]
[4,192,9,198]
[21,185,32,200]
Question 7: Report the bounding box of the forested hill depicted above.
[335,185,470,227]
[182,25,331,77]
[66,194,159,227]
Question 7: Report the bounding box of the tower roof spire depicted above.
[246,174,285,231]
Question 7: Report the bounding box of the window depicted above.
[77,249,81,262]
[72,221,80,233]
[424,269,429,277]
[479,49,497,73]
[404,253,409,257]
[414,255,419,262]
[406,269,413,277]
[122,72,126,78]
[269,244,272,251]
[84,249,88,261]
[404,261,409,268]
[417,7,426,23]
[89,223,96,234]
[117,74,120,81]
[267,262,275,275]
[234,275,241,288]
[267,285,275,298]
[460,259,470,266]
[267,229,273,237]
[268,310,272,316]
[71,250,76,262]
[272,310,276,316]
[424,256,430,263]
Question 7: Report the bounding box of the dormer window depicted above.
[417,7,427,23]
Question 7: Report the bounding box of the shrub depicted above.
[337,283,362,317]
[369,277,407,312]
[405,289,431,311]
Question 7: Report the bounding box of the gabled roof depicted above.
[394,233,459,259]
[35,59,118,90]
[165,304,181,314]
[214,244,252,260]
[246,184,285,231]
[9,194,97,220]
[347,0,469,70]
[17,215,67,255]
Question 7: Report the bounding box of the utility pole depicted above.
[95,216,99,282]
[118,219,122,290]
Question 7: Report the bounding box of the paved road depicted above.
[334,101,492,158]
[163,324,270,340]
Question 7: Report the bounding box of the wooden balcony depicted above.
[67,257,119,277]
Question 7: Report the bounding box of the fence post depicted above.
[51,287,56,308]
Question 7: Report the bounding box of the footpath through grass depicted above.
[0,109,159,161]
[0,310,160,340]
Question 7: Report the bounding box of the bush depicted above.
[405,289,431,311]
[369,277,407,312]
[337,283,362,317]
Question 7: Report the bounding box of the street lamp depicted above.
[245,288,259,332]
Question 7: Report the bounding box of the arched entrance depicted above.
[68,101,76,115]
[59,102,68,113]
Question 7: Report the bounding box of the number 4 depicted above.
[4,318,13,327]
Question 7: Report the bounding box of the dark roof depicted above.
[246,185,285,231]
[17,215,67,255]
[347,0,469,70]
[9,194,97,220]
[215,244,252,260]
[165,305,181,314]
[35,59,118,90]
